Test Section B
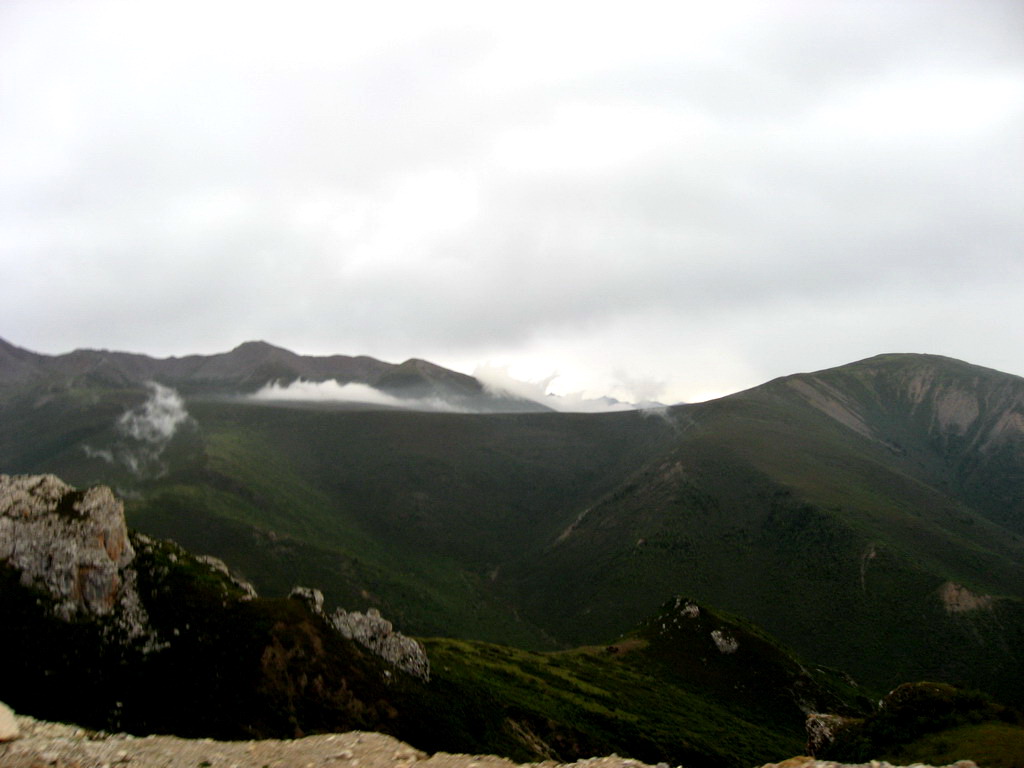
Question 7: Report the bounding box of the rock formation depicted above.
[195,553,258,599]
[805,713,860,756]
[0,474,152,642]
[289,586,431,681]
[330,607,431,682]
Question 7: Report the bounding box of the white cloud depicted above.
[81,382,194,478]
[118,382,191,443]
[474,365,634,413]
[1,0,1022,398]
[248,379,466,412]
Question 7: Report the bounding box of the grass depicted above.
[3,353,1023,710]
[415,636,806,768]
[885,722,1024,768]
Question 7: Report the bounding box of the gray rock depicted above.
[0,474,153,643]
[805,713,859,756]
[329,607,431,682]
[289,585,325,615]
[198,554,258,599]
[286,586,430,682]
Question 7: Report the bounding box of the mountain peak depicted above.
[228,340,287,355]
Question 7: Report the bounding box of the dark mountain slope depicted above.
[2,473,878,768]
[2,344,1023,708]
[761,353,1024,534]
[0,338,546,409]
[122,401,678,644]
[507,354,1024,703]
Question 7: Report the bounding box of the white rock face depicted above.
[710,629,739,654]
[331,607,431,682]
[0,700,19,742]
[0,474,151,640]
[287,586,431,682]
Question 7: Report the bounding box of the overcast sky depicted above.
[2,0,1022,404]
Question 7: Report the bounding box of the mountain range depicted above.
[0,337,548,411]
[1,338,1023,741]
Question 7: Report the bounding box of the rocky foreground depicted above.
[0,701,978,768]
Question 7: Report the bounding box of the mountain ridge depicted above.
[1,343,1023,710]
[0,338,549,412]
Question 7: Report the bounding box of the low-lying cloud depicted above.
[83,381,193,477]
[248,379,467,412]
[474,365,635,413]
[118,382,191,443]
[249,372,645,414]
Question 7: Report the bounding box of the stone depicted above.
[329,607,431,681]
[0,474,154,643]
[0,700,19,741]
[805,713,859,756]
[710,629,739,654]
[289,585,325,615]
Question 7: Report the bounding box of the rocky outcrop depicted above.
[710,629,738,654]
[0,474,152,641]
[805,713,861,756]
[196,553,258,599]
[937,581,993,613]
[289,587,431,682]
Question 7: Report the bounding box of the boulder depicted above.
[330,607,431,682]
[0,474,151,640]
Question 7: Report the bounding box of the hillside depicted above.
[1,473,876,768]
[1,343,1022,708]
[511,354,1024,701]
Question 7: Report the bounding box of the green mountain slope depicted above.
[412,597,869,768]
[508,354,1024,702]
[0,469,873,768]
[2,345,1022,708]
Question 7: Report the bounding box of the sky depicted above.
[1,0,1022,405]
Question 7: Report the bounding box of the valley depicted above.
[2,339,1024,766]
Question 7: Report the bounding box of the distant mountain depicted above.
[0,338,549,411]
[1,344,1022,712]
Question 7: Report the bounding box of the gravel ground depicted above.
[0,710,979,768]
[0,712,664,768]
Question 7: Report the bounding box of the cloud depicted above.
[1,1,1023,403]
[83,382,193,477]
[251,372,638,414]
[474,365,634,413]
[118,382,191,443]
[248,379,467,412]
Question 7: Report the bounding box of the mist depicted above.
[248,379,467,412]
[118,382,191,443]
[83,382,193,477]
[474,365,635,413]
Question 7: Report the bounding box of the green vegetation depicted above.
[819,682,1024,767]
[886,722,1024,768]
[415,637,803,768]
[2,351,1023,720]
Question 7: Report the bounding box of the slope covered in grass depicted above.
[2,352,1022,707]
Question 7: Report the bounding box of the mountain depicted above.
[1,343,1023,710]
[510,353,1024,701]
[0,337,547,411]
[0,473,873,768]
